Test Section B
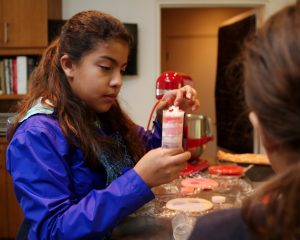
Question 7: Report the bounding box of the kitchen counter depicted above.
[111,165,273,240]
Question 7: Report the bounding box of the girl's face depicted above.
[62,39,129,113]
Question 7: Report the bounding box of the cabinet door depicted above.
[0,142,8,238]
[0,0,48,48]
[0,140,24,238]
[0,0,4,46]
[6,167,24,238]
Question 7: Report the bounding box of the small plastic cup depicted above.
[172,213,194,240]
[211,195,226,210]
[162,106,184,148]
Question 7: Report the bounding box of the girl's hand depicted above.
[156,85,200,122]
[134,147,191,188]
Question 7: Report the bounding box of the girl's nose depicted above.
[110,71,123,87]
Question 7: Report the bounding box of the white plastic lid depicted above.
[211,195,226,204]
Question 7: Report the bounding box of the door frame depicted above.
[155,0,270,74]
[156,0,269,154]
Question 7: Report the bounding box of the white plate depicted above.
[166,197,213,212]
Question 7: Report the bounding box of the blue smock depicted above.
[6,113,162,239]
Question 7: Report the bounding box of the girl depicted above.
[6,10,199,239]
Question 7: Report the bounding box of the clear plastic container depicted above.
[172,212,195,240]
[211,195,226,210]
[162,106,184,148]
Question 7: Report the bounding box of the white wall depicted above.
[62,0,296,128]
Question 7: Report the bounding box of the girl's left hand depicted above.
[156,85,200,122]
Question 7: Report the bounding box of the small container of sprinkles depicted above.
[162,106,184,148]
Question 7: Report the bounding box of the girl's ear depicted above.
[249,111,270,150]
[249,111,260,130]
[60,54,75,78]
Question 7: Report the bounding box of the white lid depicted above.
[211,195,226,204]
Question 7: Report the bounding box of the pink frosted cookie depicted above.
[180,186,195,195]
[166,197,213,212]
[181,177,218,190]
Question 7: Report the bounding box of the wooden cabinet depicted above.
[0,138,9,237]
[0,0,62,102]
[0,138,23,239]
[0,0,48,49]
[0,0,62,238]
[0,0,62,55]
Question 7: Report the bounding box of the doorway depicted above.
[161,7,259,160]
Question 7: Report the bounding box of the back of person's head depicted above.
[242,3,300,240]
[244,4,300,153]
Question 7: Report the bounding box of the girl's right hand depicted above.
[133,147,191,188]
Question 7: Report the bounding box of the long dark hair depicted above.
[242,4,300,240]
[7,11,145,169]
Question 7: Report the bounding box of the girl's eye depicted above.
[99,65,112,71]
